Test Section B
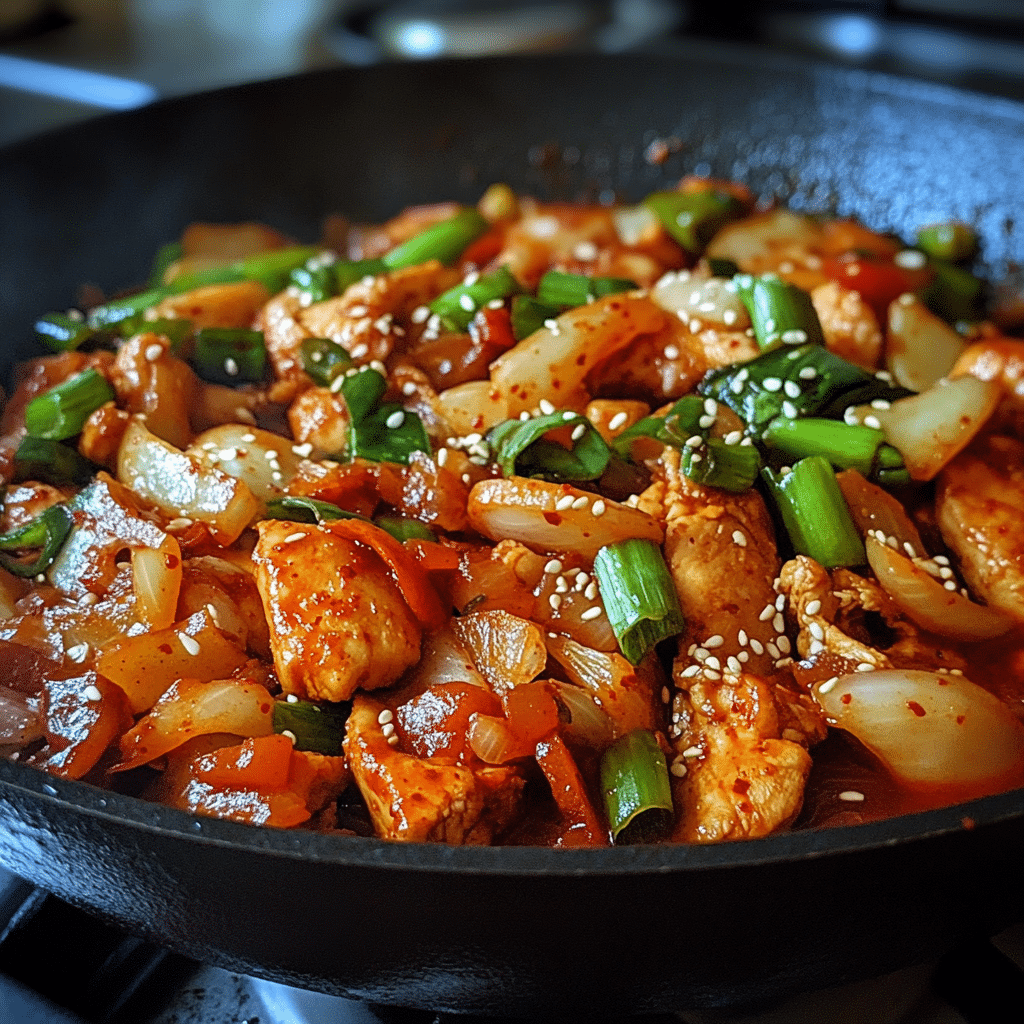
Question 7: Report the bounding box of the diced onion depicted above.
[815,669,1024,793]
[886,294,966,392]
[451,609,547,698]
[865,536,1013,641]
[549,680,614,748]
[468,713,521,764]
[131,540,182,631]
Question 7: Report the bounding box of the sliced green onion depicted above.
[488,411,610,482]
[733,274,826,349]
[381,208,488,270]
[299,337,353,387]
[762,457,866,568]
[144,317,194,353]
[536,270,636,308]
[272,698,350,755]
[428,265,521,332]
[339,366,388,423]
[761,417,889,477]
[373,514,435,542]
[600,729,673,843]
[682,437,761,492]
[334,257,388,291]
[87,288,165,333]
[33,312,98,353]
[231,246,320,292]
[916,223,978,264]
[289,262,335,305]
[13,436,96,486]
[509,295,562,340]
[0,502,75,578]
[643,189,744,256]
[24,368,115,441]
[148,241,183,287]
[699,342,912,440]
[612,395,709,461]
[263,496,366,524]
[351,403,431,465]
[592,538,685,665]
[192,327,266,385]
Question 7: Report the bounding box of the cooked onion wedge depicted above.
[451,609,547,698]
[865,535,1013,641]
[886,294,966,392]
[815,669,1024,793]
[467,476,662,560]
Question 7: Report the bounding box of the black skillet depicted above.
[1,44,1023,1020]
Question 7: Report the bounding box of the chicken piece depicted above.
[810,280,883,368]
[949,333,1024,435]
[779,555,968,675]
[148,280,269,331]
[252,520,422,701]
[344,693,525,843]
[936,434,1024,623]
[651,447,784,677]
[258,290,310,392]
[669,672,814,843]
[299,260,461,366]
[287,385,351,456]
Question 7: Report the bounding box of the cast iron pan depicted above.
[1,44,1023,1019]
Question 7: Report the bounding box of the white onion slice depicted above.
[549,680,614,748]
[131,540,183,631]
[886,294,966,392]
[865,536,1013,641]
[856,375,1000,481]
[0,685,43,745]
[188,424,302,501]
[816,669,1024,791]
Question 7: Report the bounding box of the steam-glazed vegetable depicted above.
[3,179,1023,846]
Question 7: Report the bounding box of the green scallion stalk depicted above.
[0,502,75,578]
[350,403,431,465]
[762,457,866,568]
[87,288,166,333]
[289,263,336,305]
[428,265,521,332]
[272,698,350,756]
[381,208,488,270]
[915,222,978,264]
[488,411,610,482]
[192,328,266,385]
[24,368,115,441]
[233,246,320,292]
[733,274,826,349]
[13,436,96,486]
[509,295,562,340]
[263,496,366,524]
[643,189,744,256]
[599,729,673,843]
[592,538,685,665]
[761,417,888,477]
[536,270,636,308]
[334,257,388,291]
[681,437,761,492]
[373,514,435,542]
[299,337,353,387]
[611,395,716,462]
[144,317,194,353]
[33,313,98,353]
[339,365,388,423]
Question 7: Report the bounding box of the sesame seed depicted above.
[856,662,875,672]
[544,558,563,574]
[382,723,395,738]
[749,638,764,655]
[68,644,90,664]
[895,249,927,269]
[763,377,782,392]
[584,582,598,601]
[670,761,687,778]
[809,621,825,641]
[809,639,825,655]
[378,709,394,725]
[759,603,775,621]
[608,411,628,431]
[281,730,297,743]
[782,400,799,418]
[685,435,703,448]
[693,647,709,662]
[179,633,201,656]
[664,344,680,360]
[732,530,747,547]
[863,414,882,429]
[591,499,607,517]
[781,329,808,344]
[144,343,163,361]
[350,343,369,359]
[680,664,700,678]
[571,424,587,441]
[777,636,791,654]
[385,410,406,429]
[555,495,575,511]
[723,309,738,325]
[783,380,802,399]
[224,357,239,377]
[805,599,822,616]
[704,634,725,648]
[549,594,562,610]
[705,656,721,671]
[799,366,817,380]
[871,399,891,410]
[724,430,743,445]
[284,532,305,544]
[387,734,400,746]
[539,399,556,415]
[459,294,476,311]
[839,790,866,802]
[286,694,299,703]
[581,606,603,621]
[767,642,780,660]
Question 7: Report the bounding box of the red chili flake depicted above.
[732,778,751,795]
[907,700,926,717]
[841,693,852,705]
[543,512,562,526]
[956,715,966,725]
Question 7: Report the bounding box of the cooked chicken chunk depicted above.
[252,520,422,701]
[669,672,814,843]
[344,693,525,843]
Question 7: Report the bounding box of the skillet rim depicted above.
[2,44,1024,880]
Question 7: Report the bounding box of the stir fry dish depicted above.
[2,179,1023,847]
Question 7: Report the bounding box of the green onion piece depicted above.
[235,246,320,292]
[299,337,353,387]
[733,274,826,349]
[192,327,266,385]
[921,261,983,324]
[643,190,744,256]
[0,502,75,578]
[593,538,685,665]
[87,288,166,333]
[289,263,335,305]
[428,265,521,332]
[612,395,722,462]
[263,496,366,524]
[488,411,610,482]
[699,342,912,440]
[915,222,978,264]
[761,417,888,476]
[682,437,761,492]
[272,698,350,755]
[536,270,636,308]
[509,295,561,340]
[339,366,388,423]
[351,403,431,465]
[374,514,435,542]
[24,368,115,441]
[707,257,740,278]
[762,457,866,568]
[13,436,96,486]
[33,313,97,352]
[334,257,388,292]
[148,241,182,287]
[381,208,488,270]
[163,265,247,293]
[144,317,194,353]
[599,729,673,843]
